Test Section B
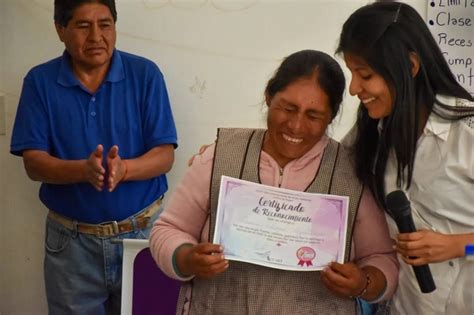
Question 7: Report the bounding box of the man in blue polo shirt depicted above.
[10,0,177,313]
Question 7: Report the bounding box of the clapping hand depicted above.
[86,145,106,191]
[86,144,127,191]
[106,145,127,192]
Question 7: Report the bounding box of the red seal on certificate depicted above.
[296,247,316,267]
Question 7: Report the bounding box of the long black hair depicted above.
[336,2,474,207]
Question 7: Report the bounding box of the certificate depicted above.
[213,176,349,271]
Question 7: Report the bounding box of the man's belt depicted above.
[47,199,162,237]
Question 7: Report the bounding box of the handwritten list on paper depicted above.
[427,1,474,96]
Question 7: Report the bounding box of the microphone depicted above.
[386,190,436,293]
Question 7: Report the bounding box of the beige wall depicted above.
[1,1,426,314]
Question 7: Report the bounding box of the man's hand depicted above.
[176,243,229,279]
[107,145,127,192]
[86,144,106,191]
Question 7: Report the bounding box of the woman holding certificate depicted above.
[150,50,399,314]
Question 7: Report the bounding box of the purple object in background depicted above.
[132,248,181,315]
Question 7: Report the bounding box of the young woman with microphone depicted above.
[337,2,474,314]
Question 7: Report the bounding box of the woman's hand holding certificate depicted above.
[175,243,229,279]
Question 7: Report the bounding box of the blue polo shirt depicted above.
[11,50,178,223]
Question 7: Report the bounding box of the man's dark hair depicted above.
[54,0,117,27]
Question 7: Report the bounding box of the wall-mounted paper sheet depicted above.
[427,1,474,97]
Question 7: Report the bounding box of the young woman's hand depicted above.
[395,230,472,265]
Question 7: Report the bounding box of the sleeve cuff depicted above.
[361,277,388,304]
[172,243,195,280]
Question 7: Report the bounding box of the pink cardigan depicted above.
[150,136,399,300]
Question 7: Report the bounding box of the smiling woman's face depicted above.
[344,53,394,120]
[264,75,332,168]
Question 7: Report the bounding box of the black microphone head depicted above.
[386,190,411,217]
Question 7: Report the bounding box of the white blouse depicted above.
[384,95,474,315]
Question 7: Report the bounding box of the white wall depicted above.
[0,0,426,314]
